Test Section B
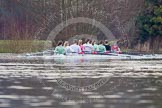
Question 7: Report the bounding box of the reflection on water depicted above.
[0,58,162,108]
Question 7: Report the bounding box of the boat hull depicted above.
[20,54,162,60]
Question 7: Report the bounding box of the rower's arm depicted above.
[104,46,106,52]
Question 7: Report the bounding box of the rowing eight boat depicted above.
[19,52,162,60]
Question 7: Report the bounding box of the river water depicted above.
[0,58,162,108]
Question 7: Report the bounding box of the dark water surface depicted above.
[0,58,162,108]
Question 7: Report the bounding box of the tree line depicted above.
[137,0,162,52]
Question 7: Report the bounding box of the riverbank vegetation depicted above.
[136,0,162,53]
[0,40,52,53]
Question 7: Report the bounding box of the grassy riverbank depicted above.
[0,40,52,53]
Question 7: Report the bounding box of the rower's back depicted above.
[70,39,81,54]
[83,39,94,54]
[98,44,106,53]
[104,40,111,51]
[55,41,65,55]
[83,43,93,54]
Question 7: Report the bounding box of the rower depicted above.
[92,40,99,53]
[78,40,84,54]
[64,41,74,55]
[83,39,94,54]
[111,42,122,54]
[70,39,82,54]
[104,40,111,51]
[98,40,106,53]
[54,41,65,55]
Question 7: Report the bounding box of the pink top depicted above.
[111,45,122,54]
[80,45,84,54]
[112,45,119,51]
